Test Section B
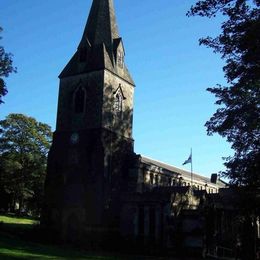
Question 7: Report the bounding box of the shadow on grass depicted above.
[0,233,117,260]
[0,217,118,259]
[0,232,185,260]
[0,216,198,259]
[0,223,35,230]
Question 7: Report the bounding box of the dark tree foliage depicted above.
[0,114,52,215]
[0,26,17,104]
[188,0,260,187]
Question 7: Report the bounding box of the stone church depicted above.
[42,0,227,252]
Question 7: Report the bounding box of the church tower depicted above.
[43,0,135,242]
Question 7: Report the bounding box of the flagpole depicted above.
[182,150,193,186]
[191,148,193,187]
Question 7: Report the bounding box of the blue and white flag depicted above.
[183,153,192,165]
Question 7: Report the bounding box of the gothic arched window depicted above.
[74,87,86,114]
[114,91,123,114]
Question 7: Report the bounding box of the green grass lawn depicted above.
[0,214,39,233]
[0,215,108,259]
[0,234,119,259]
[0,214,38,225]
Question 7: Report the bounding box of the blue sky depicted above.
[0,0,232,177]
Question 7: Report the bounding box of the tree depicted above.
[0,114,52,215]
[187,0,260,187]
[0,26,17,104]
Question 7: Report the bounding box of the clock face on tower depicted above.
[70,133,79,144]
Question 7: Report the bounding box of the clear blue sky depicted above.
[0,0,232,178]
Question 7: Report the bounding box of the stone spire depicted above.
[79,0,119,51]
[60,0,134,85]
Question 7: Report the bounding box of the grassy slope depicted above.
[0,215,109,259]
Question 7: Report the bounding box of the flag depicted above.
[183,153,192,165]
